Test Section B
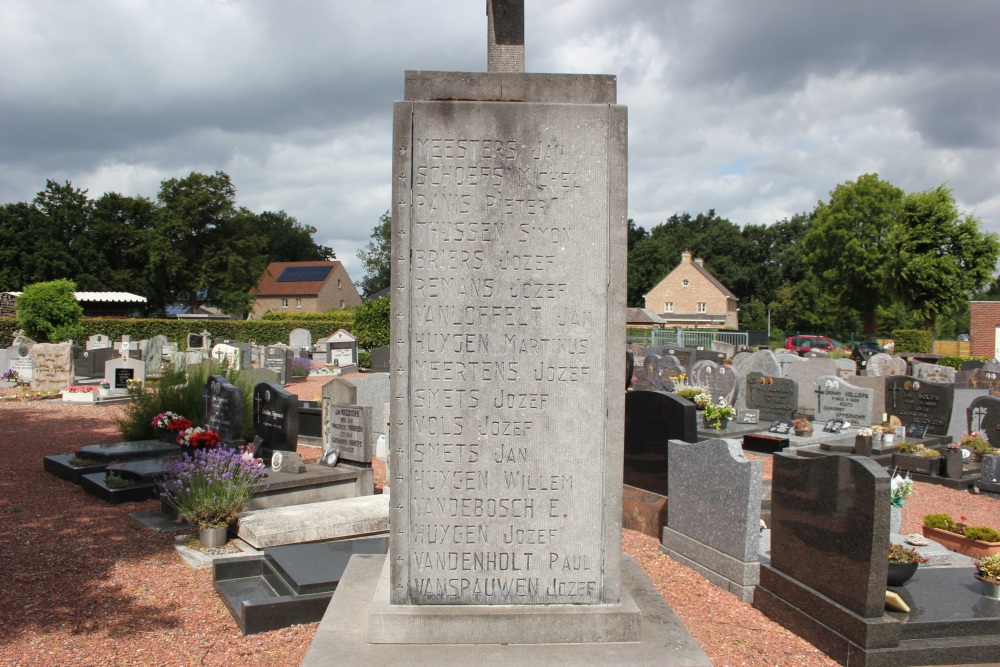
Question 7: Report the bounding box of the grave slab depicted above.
[79,472,159,504]
[237,493,390,549]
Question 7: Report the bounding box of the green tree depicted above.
[890,185,1000,331]
[255,210,335,262]
[803,174,905,335]
[353,296,390,348]
[357,210,392,297]
[17,279,84,342]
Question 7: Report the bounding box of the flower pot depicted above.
[882,434,895,446]
[156,429,176,443]
[794,429,813,437]
[887,561,919,586]
[975,575,1000,600]
[702,416,729,430]
[891,453,941,477]
[199,526,228,548]
[872,432,883,443]
[922,525,1000,559]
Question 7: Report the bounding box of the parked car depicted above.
[855,341,885,354]
[957,334,970,342]
[784,335,850,356]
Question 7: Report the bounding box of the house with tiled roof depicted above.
[642,251,739,329]
[250,261,362,319]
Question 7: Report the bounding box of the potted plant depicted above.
[888,542,928,586]
[871,424,884,443]
[672,382,704,402]
[974,554,1000,599]
[703,400,734,430]
[922,513,1000,558]
[693,392,712,410]
[62,385,96,403]
[96,380,111,398]
[892,443,942,476]
[159,445,266,547]
[960,431,998,462]
[882,428,896,446]
[0,369,20,387]
[792,418,813,437]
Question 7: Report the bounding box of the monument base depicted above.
[302,553,712,666]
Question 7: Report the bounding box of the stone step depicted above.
[237,492,390,549]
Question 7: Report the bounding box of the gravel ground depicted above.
[1,388,997,667]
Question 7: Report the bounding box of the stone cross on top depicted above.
[487,0,524,72]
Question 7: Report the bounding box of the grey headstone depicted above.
[745,349,781,378]
[730,351,752,374]
[104,351,145,390]
[326,329,359,368]
[983,358,1000,372]
[833,358,857,379]
[710,340,736,359]
[782,358,841,416]
[271,450,306,474]
[86,334,111,350]
[864,353,906,377]
[774,352,804,377]
[202,375,244,443]
[30,342,74,391]
[689,360,738,406]
[7,342,34,382]
[142,335,167,377]
[0,348,8,376]
[322,378,374,464]
[981,454,1000,483]
[912,361,956,384]
[264,345,294,385]
[744,372,798,422]
[814,375,874,426]
[289,328,312,350]
[948,388,989,444]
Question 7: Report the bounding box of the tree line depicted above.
[0,171,333,318]
[627,174,1000,339]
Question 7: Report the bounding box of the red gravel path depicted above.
[1,394,997,666]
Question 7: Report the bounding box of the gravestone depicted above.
[662,438,762,602]
[30,342,74,391]
[289,328,312,351]
[220,339,253,369]
[743,349,781,378]
[744,372,798,422]
[695,349,727,365]
[979,454,1000,493]
[86,334,111,350]
[384,16,631,637]
[710,340,736,360]
[885,375,954,436]
[211,343,243,369]
[73,346,115,378]
[0,348,7,378]
[781,357,840,416]
[142,335,167,377]
[321,378,373,464]
[325,329,358,368]
[966,395,1000,448]
[689,360,738,406]
[202,375,245,443]
[252,382,299,464]
[623,390,697,496]
[187,330,212,351]
[833,357,857,379]
[864,353,906,377]
[369,346,390,373]
[984,358,1000,372]
[646,353,683,392]
[814,375,874,426]
[730,350,751,373]
[6,341,34,382]
[264,345,294,385]
[912,361,956,384]
[661,346,696,371]
[774,352,804,377]
[104,343,145,390]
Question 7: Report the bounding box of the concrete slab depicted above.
[237,493,390,548]
[302,553,712,667]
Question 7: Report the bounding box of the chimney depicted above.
[681,251,692,263]
[695,258,704,267]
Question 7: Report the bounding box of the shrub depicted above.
[964,526,1000,543]
[892,329,933,353]
[358,350,372,369]
[353,296,390,349]
[923,513,956,531]
[16,279,84,342]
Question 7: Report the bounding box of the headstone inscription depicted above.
[864,353,906,377]
[86,334,111,350]
[912,362,956,384]
[288,328,312,351]
[264,345,294,385]
[321,378,373,465]
[388,58,627,612]
[744,372,798,422]
[7,342,34,382]
[325,329,358,368]
[30,342,74,391]
[202,375,244,443]
[884,375,954,436]
[813,375,874,426]
[252,382,299,464]
[211,343,243,369]
[956,368,1000,396]
[104,343,145,390]
[966,395,1000,448]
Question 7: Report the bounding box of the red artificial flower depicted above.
[189,430,220,449]
[169,417,192,432]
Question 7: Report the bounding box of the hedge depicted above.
[0,316,356,350]
[939,355,991,371]
[891,329,933,354]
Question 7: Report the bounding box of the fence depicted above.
[627,327,749,350]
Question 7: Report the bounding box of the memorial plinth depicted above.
[380,67,631,643]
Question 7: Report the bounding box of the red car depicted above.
[784,335,850,356]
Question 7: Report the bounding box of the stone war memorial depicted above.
[304,2,709,664]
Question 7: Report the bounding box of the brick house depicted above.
[642,251,739,329]
[250,261,362,319]
[969,301,1000,358]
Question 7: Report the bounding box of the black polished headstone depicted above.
[967,395,1000,448]
[885,375,954,436]
[264,346,294,385]
[202,375,245,443]
[623,390,696,495]
[253,382,299,464]
[769,454,890,618]
[369,346,390,373]
[745,372,798,421]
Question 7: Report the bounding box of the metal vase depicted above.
[977,575,1000,600]
[199,526,228,548]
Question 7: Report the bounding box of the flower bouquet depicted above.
[177,426,221,449]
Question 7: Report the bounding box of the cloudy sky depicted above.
[3,1,998,282]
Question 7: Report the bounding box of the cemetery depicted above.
[2,3,1000,667]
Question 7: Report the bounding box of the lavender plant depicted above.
[159,446,266,529]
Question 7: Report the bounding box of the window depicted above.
[340,300,346,308]
[663,302,674,313]
[697,302,707,313]
[295,299,302,309]
[682,279,690,287]
[280,299,289,309]
[338,278,342,288]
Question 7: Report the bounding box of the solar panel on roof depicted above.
[276,266,333,282]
